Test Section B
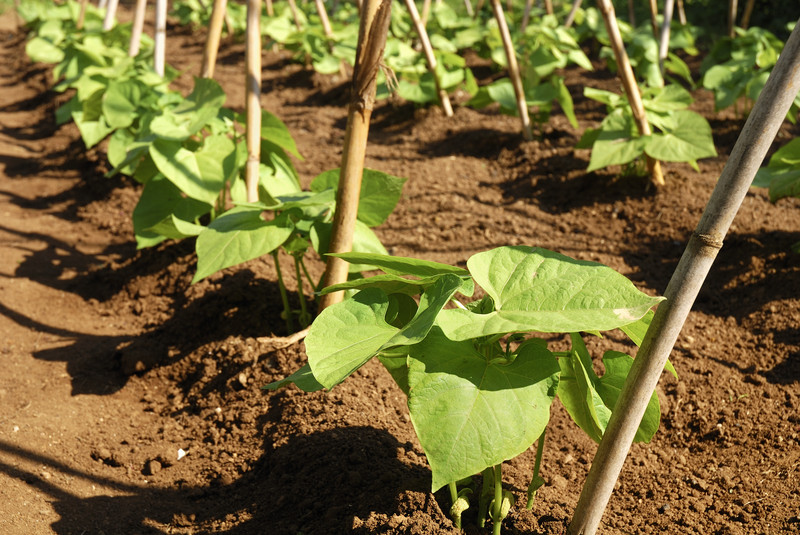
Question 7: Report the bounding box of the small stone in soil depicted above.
[144,460,162,475]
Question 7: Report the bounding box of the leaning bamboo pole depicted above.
[245,0,262,202]
[564,0,583,29]
[102,0,119,30]
[647,0,658,38]
[201,0,229,78]
[318,0,392,310]
[676,0,686,24]
[287,0,303,30]
[728,0,738,38]
[543,0,553,15]
[129,0,148,57]
[77,0,89,29]
[490,0,533,140]
[403,0,453,116]
[626,0,634,26]
[597,0,663,185]
[154,0,167,76]
[521,0,533,31]
[420,0,432,30]
[568,18,800,535]
[741,0,754,30]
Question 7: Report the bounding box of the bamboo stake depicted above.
[676,0,686,25]
[568,18,800,535]
[658,0,675,78]
[266,0,274,16]
[77,0,89,29]
[474,0,485,19]
[315,0,334,37]
[245,0,262,202]
[98,0,108,9]
[287,0,303,30]
[421,0,431,30]
[129,0,148,57]
[463,0,474,17]
[490,0,533,140]
[626,0,634,26]
[728,0,738,38]
[741,0,754,30]
[201,0,228,78]
[102,0,119,30]
[403,0,453,116]
[318,0,392,310]
[647,0,658,38]
[597,0,663,185]
[543,0,553,15]
[564,0,582,29]
[521,0,533,31]
[154,0,167,76]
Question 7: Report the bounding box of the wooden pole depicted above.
[728,0,738,38]
[315,0,334,37]
[318,0,392,310]
[102,0,119,30]
[287,0,303,30]
[626,0,635,26]
[201,0,228,78]
[420,0,431,30]
[597,0,663,185]
[658,0,675,78]
[647,0,658,38]
[403,0,453,116]
[154,0,167,76]
[567,18,800,535]
[741,0,754,30]
[98,0,108,9]
[490,0,533,140]
[77,0,90,29]
[474,0,485,19]
[543,0,553,15]
[521,0,534,31]
[463,0,474,17]
[129,0,148,57]
[564,0,582,28]
[266,0,274,16]
[245,0,262,202]
[676,0,686,25]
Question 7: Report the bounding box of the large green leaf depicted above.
[193,208,295,282]
[263,363,324,392]
[407,327,559,491]
[437,246,663,340]
[586,109,647,172]
[72,111,113,148]
[102,79,142,129]
[645,110,717,163]
[310,168,407,227]
[261,110,302,159]
[557,335,660,444]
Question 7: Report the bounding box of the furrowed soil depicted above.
[1,7,799,535]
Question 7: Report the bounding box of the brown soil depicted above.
[1,7,799,535]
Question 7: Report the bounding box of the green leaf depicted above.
[146,214,205,240]
[102,79,142,129]
[644,110,717,163]
[586,109,646,172]
[327,252,469,279]
[263,363,324,392]
[437,246,663,340]
[407,327,559,491]
[26,35,65,63]
[310,168,407,227]
[72,111,113,148]
[261,110,302,159]
[193,208,295,282]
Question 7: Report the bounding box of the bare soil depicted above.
[1,8,799,535]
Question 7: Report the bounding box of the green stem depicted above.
[526,428,546,509]
[298,257,317,295]
[294,255,311,327]
[477,467,493,528]
[492,464,503,535]
[448,481,462,529]
[272,250,293,333]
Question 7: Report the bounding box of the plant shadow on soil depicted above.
[0,424,433,535]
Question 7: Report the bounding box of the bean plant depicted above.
[268,246,673,533]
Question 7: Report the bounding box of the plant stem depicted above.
[294,255,311,327]
[272,251,294,333]
[298,257,318,294]
[492,464,503,535]
[526,428,546,509]
[448,481,462,529]
[477,466,493,528]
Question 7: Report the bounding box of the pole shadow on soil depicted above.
[0,425,437,535]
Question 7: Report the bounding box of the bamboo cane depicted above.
[98,0,108,9]
[421,0,431,30]
[403,0,453,116]
[521,0,533,31]
[543,0,552,15]
[77,0,89,29]
[129,0,148,57]
[474,0,485,18]
[567,18,800,535]
[287,0,303,30]
[741,0,754,30]
[597,0,663,185]
[626,0,634,26]
[201,0,228,78]
[102,0,119,30]
[463,0,474,17]
[564,0,582,28]
[676,0,686,25]
[315,0,334,37]
[245,0,262,202]
[318,0,392,310]
[647,0,658,38]
[658,0,675,78]
[728,0,738,38]
[491,0,533,140]
[154,0,167,76]
[266,0,274,16]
